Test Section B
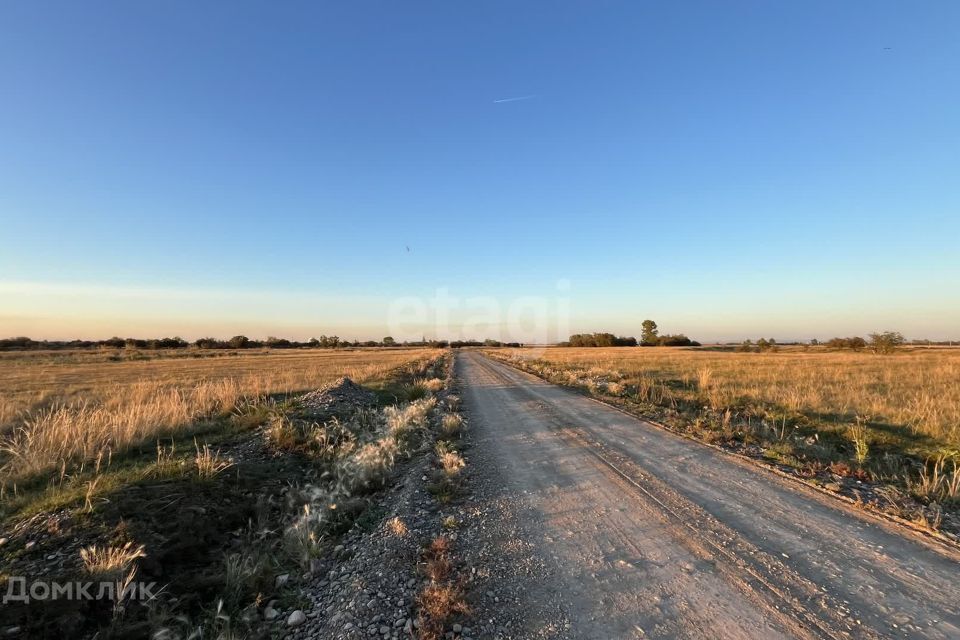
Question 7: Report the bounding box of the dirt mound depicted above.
[299,377,377,416]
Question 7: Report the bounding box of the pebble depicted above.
[287,610,307,627]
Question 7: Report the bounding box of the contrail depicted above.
[493,95,535,104]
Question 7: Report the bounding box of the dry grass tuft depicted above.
[436,442,465,477]
[440,412,465,438]
[911,454,960,504]
[416,535,469,640]
[194,440,234,479]
[387,516,409,537]
[80,541,146,577]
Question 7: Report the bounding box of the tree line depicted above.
[0,335,524,351]
[562,320,700,348]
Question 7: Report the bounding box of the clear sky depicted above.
[2,1,958,343]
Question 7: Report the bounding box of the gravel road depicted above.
[457,351,960,640]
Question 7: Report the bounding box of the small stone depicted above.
[275,573,290,588]
[287,610,307,627]
[380,626,390,635]
[453,623,462,633]
[0,538,9,547]
[263,607,279,621]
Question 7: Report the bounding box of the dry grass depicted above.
[0,348,441,482]
[416,536,468,640]
[440,412,464,438]
[194,440,234,479]
[436,441,465,477]
[490,346,960,448]
[80,541,146,577]
[911,455,960,504]
[387,516,409,537]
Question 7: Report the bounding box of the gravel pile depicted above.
[300,378,377,417]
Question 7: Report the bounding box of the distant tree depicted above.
[640,320,659,346]
[737,339,754,353]
[382,336,396,346]
[810,338,819,346]
[848,336,867,352]
[869,331,905,355]
[756,338,778,352]
[826,336,867,351]
[195,337,219,349]
[658,334,696,347]
[228,335,251,349]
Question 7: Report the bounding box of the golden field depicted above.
[0,348,442,482]
[488,346,960,450]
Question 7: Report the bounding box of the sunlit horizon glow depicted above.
[2,3,958,341]
[2,279,957,344]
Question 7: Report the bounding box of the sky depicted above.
[1,1,958,343]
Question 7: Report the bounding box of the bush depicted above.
[869,331,905,355]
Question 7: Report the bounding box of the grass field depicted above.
[0,347,441,486]
[488,346,960,514]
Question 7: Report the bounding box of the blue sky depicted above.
[2,1,958,342]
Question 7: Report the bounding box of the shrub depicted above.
[870,331,905,355]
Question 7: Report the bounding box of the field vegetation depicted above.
[0,348,438,482]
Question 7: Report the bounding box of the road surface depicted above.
[457,351,960,640]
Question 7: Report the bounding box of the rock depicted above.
[404,619,413,634]
[287,610,307,627]
[264,607,280,621]
[275,573,290,588]
[0,538,8,547]
[453,623,462,633]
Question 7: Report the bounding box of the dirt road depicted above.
[457,351,960,640]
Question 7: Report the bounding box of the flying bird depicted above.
[493,95,535,104]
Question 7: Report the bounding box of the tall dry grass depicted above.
[0,349,441,482]
[490,346,960,447]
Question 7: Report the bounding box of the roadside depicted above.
[485,349,960,543]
